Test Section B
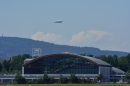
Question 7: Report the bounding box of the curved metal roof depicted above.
[23,53,112,67]
[81,55,111,66]
[112,67,125,74]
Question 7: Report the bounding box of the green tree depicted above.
[86,77,92,83]
[87,54,94,57]
[8,54,30,73]
[15,73,26,84]
[81,78,87,83]
[35,78,43,84]
[42,73,50,84]
[35,74,51,84]
[125,72,130,82]
[107,55,114,65]
[97,73,104,83]
[114,57,118,67]
[80,53,86,56]
[118,56,128,72]
[69,74,79,83]
[2,60,11,72]
[59,77,68,84]
[50,77,55,84]
[96,55,108,63]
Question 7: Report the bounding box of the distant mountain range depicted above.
[0,36,129,58]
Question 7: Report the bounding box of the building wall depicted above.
[99,66,112,82]
[23,55,99,74]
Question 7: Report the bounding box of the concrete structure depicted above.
[0,52,126,83]
[22,52,125,82]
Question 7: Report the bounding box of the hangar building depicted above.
[22,52,125,82]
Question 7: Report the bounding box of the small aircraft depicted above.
[53,20,63,23]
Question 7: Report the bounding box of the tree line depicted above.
[0,54,31,74]
[0,53,130,74]
[81,53,130,72]
[15,73,93,84]
[95,54,130,72]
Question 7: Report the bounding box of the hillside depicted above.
[0,36,129,58]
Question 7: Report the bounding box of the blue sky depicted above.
[0,0,130,52]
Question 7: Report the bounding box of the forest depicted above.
[0,54,130,74]
[0,37,128,58]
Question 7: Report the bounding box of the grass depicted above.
[5,84,130,86]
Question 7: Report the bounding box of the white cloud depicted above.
[69,30,113,46]
[30,30,130,52]
[31,31,63,44]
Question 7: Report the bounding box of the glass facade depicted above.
[24,55,99,74]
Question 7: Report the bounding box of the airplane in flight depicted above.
[53,20,63,23]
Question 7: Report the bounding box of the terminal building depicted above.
[22,52,125,82]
